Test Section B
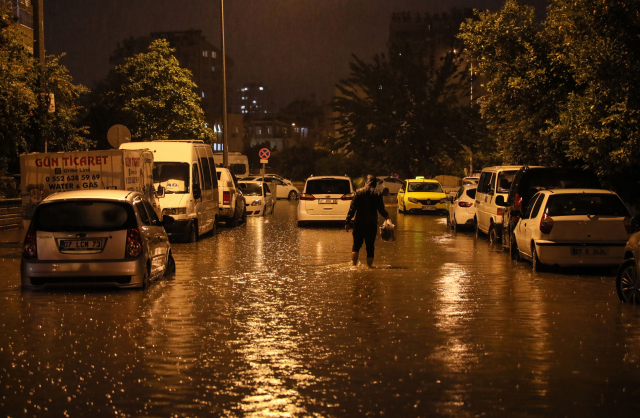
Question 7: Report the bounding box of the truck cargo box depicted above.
[20,149,155,228]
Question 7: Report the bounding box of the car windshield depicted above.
[408,182,443,193]
[239,183,262,196]
[546,194,629,217]
[153,162,190,194]
[305,179,351,195]
[33,201,136,232]
[230,164,247,176]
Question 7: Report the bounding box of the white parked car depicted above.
[462,176,480,185]
[448,184,477,230]
[238,181,275,216]
[511,189,634,271]
[616,221,640,303]
[241,175,299,200]
[21,190,175,289]
[375,176,404,195]
[216,167,247,227]
[297,175,354,226]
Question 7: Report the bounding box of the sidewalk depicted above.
[0,227,24,245]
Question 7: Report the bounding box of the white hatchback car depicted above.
[511,189,633,271]
[297,175,354,226]
[374,176,404,195]
[238,181,275,216]
[448,184,477,230]
[21,190,175,289]
[241,175,299,200]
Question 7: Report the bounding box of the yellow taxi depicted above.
[397,177,448,215]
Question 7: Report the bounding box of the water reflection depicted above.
[0,201,639,415]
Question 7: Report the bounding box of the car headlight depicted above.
[408,197,419,204]
[251,199,262,206]
[162,207,186,216]
[439,199,447,204]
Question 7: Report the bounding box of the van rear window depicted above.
[305,179,351,195]
[546,194,629,217]
[33,201,136,232]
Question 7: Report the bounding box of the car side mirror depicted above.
[495,195,506,206]
[161,215,175,226]
[447,195,454,202]
[193,184,202,200]
[156,185,165,198]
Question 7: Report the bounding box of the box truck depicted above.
[20,149,155,229]
[213,152,249,177]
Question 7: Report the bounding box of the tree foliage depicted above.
[459,0,640,196]
[0,6,90,173]
[332,41,487,179]
[86,39,214,147]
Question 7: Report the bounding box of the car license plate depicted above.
[318,199,337,204]
[59,239,104,251]
[570,247,608,256]
[422,205,436,211]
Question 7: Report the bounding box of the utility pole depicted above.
[33,0,47,152]
[220,0,228,168]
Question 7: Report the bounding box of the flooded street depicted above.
[1,198,640,417]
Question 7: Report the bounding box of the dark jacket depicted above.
[345,182,389,228]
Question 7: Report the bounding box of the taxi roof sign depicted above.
[415,176,425,179]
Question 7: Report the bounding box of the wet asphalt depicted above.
[1,197,639,417]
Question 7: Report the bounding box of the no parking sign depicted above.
[259,148,270,160]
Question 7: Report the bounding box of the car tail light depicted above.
[458,201,473,207]
[300,193,315,201]
[624,217,635,234]
[514,193,522,211]
[341,193,354,201]
[497,208,504,216]
[125,228,143,258]
[22,229,38,259]
[223,191,231,205]
[540,213,554,234]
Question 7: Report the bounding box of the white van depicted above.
[475,165,523,242]
[120,140,219,242]
[213,152,249,177]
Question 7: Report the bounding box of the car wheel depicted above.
[165,252,176,276]
[452,215,458,231]
[532,244,545,272]
[186,222,197,243]
[141,265,151,289]
[617,259,640,303]
[510,234,520,261]
[475,218,481,239]
[241,206,247,223]
[228,208,239,227]
[398,203,404,214]
[489,225,499,245]
[288,191,297,201]
[297,221,305,227]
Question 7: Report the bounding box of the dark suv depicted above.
[500,167,600,252]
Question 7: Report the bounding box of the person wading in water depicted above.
[345,174,389,267]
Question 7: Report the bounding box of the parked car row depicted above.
[448,165,640,305]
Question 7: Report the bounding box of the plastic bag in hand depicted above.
[379,219,396,242]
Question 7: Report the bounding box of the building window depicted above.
[201,92,205,98]
[203,51,208,57]
[259,87,264,91]
[212,51,217,58]
[211,67,215,72]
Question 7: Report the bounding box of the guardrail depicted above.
[0,199,22,230]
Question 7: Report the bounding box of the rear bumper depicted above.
[297,211,349,222]
[535,241,626,266]
[219,206,234,219]
[21,258,146,289]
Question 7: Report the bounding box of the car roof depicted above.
[42,190,139,203]
[536,188,615,195]
[306,175,350,181]
[239,180,264,185]
[406,179,440,183]
[463,184,478,189]
[481,165,528,172]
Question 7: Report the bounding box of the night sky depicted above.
[44,0,545,109]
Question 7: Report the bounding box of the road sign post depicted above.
[258,148,271,185]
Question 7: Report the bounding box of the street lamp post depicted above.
[33,0,47,152]
[220,0,229,168]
